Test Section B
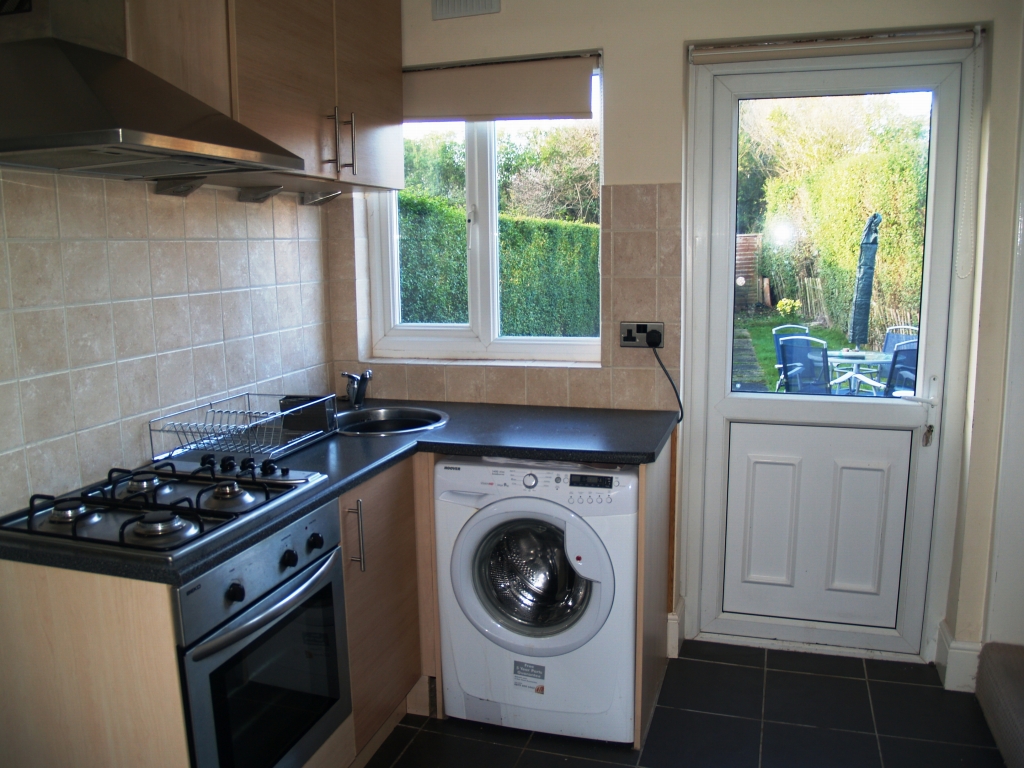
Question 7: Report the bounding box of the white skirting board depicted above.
[936,619,983,692]
[667,613,680,658]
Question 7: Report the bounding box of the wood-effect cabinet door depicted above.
[340,459,420,750]
[233,0,337,179]
[126,0,232,116]
[334,0,404,189]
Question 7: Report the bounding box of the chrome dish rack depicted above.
[149,393,337,460]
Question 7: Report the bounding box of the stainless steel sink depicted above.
[335,407,449,437]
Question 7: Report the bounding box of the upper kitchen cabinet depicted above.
[334,0,404,189]
[232,0,338,181]
[231,0,404,189]
[125,0,232,116]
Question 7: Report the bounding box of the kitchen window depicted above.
[368,60,601,362]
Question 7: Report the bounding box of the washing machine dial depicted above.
[523,473,538,489]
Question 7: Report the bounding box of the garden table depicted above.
[827,349,892,394]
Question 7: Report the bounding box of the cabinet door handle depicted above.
[325,109,357,176]
[346,499,366,571]
[341,111,357,175]
[326,107,343,175]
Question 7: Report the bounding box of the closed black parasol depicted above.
[848,213,882,348]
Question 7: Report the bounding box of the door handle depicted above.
[325,109,356,176]
[893,374,940,408]
[893,393,937,407]
[346,499,366,571]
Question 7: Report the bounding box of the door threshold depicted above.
[689,631,930,664]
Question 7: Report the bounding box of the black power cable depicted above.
[644,329,683,423]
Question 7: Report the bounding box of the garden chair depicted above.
[772,324,809,391]
[779,336,836,394]
[882,325,919,354]
[885,339,919,398]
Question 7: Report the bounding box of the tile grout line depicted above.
[386,717,430,768]
[864,658,885,768]
[758,650,767,768]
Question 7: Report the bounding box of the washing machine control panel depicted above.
[563,472,622,509]
[436,458,639,516]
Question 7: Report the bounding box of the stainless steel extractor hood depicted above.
[0,38,304,179]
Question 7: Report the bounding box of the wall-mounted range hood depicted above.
[0,37,304,180]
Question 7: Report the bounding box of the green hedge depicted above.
[398,191,600,337]
[756,131,926,339]
[397,192,469,323]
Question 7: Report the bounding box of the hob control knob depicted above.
[281,549,299,568]
[308,532,325,550]
[201,453,216,468]
[220,456,236,472]
[260,459,278,476]
[240,457,256,472]
[523,473,538,489]
[225,583,246,603]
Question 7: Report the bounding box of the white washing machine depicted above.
[434,456,639,743]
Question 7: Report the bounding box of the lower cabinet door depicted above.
[340,458,421,750]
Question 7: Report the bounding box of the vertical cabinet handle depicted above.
[326,107,343,175]
[324,109,357,177]
[346,499,366,571]
[342,111,357,175]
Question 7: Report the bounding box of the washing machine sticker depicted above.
[513,661,545,694]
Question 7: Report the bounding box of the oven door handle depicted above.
[192,548,340,662]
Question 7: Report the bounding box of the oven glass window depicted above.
[210,584,341,768]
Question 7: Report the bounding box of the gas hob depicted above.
[0,454,327,568]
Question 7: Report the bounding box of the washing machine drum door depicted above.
[451,497,615,657]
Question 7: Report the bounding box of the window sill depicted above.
[358,357,603,369]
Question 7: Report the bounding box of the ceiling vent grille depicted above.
[432,0,500,21]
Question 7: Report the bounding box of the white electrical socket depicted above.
[620,322,664,348]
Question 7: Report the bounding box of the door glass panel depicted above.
[731,93,931,397]
[210,584,341,768]
[474,520,591,636]
[399,121,469,324]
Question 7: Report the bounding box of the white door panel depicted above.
[724,423,911,627]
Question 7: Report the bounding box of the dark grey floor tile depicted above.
[658,658,764,718]
[880,736,1006,767]
[766,650,865,679]
[678,640,765,668]
[517,750,624,768]
[639,707,760,768]
[525,730,639,765]
[870,681,996,746]
[761,722,881,768]
[424,715,533,747]
[865,658,942,686]
[764,670,874,731]
[366,725,419,768]
[395,730,523,768]
[400,714,430,728]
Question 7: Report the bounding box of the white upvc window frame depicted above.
[367,121,601,363]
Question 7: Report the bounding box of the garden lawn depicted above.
[735,315,855,390]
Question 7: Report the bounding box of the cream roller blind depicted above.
[403,55,597,122]
[690,29,977,65]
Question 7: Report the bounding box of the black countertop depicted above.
[0,400,678,585]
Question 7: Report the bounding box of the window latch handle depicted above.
[466,203,477,247]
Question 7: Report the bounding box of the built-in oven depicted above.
[178,500,350,768]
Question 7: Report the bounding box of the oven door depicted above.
[183,547,351,768]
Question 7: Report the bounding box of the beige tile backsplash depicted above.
[324,184,682,414]
[0,177,680,515]
[0,169,332,512]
